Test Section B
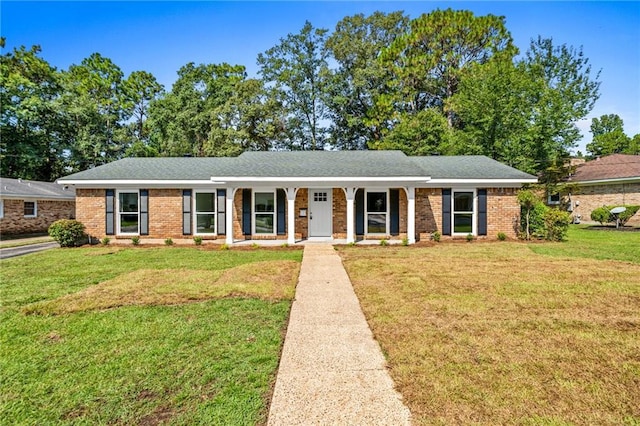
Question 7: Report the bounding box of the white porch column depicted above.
[406,186,416,244]
[286,187,297,245]
[225,187,235,245]
[344,187,357,244]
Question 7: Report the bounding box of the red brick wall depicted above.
[0,199,75,235]
[572,183,640,226]
[75,186,525,242]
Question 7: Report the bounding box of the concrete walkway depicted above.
[267,244,411,426]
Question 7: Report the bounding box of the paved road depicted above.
[0,242,59,260]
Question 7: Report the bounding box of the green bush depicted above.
[48,220,86,247]
[131,236,140,246]
[402,237,409,246]
[193,236,203,246]
[100,237,110,246]
[543,208,571,241]
[466,233,474,242]
[379,239,389,246]
[497,232,507,241]
[164,238,173,246]
[431,231,441,242]
[590,207,611,225]
[590,205,640,226]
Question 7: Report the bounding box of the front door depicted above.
[308,189,332,237]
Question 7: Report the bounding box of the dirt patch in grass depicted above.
[339,243,640,425]
[23,260,299,315]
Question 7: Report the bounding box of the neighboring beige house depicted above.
[57,151,537,244]
[0,177,76,235]
[568,154,640,226]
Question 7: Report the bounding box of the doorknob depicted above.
[310,212,313,220]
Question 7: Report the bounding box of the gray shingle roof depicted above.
[1,177,75,199]
[57,151,536,182]
[410,156,537,180]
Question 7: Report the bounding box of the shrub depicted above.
[48,220,86,247]
[590,205,640,226]
[251,242,259,249]
[543,208,571,241]
[590,207,611,225]
[379,239,388,246]
[220,243,229,251]
[193,236,203,246]
[466,233,474,242]
[431,231,441,242]
[402,237,409,246]
[281,243,289,248]
[164,238,173,246]
[497,232,507,241]
[131,236,140,246]
[100,237,111,246]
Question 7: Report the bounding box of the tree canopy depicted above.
[1,9,608,181]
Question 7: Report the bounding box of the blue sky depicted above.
[2,1,639,154]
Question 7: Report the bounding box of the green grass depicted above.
[0,246,303,425]
[529,225,640,264]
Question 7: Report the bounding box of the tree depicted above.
[123,70,164,154]
[380,8,516,128]
[258,21,330,150]
[62,53,131,171]
[523,37,600,170]
[586,114,632,157]
[0,44,67,180]
[324,11,409,149]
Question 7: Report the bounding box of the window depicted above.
[118,191,139,234]
[24,201,37,218]
[547,192,561,205]
[453,191,474,234]
[254,191,275,234]
[313,192,327,202]
[194,192,216,234]
[366,191,388,234]
[0,199,3,219]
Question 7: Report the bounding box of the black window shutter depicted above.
[390,189,400,235]
[182,190,192,235]
[242,189,252,235]
[105,189,115,235]
[478,189,487,236]
[442,189,452,236]
[276,189,286,235]
[140,189,149,235]
[355,189,364,235]
[217,189,226,235]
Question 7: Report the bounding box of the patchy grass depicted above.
[0,246,302,425]
[529,225,640,264]
[340,233,640,425]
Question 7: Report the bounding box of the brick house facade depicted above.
[60,152,536,244]
[1,178,76,235]
[567,155,640,226]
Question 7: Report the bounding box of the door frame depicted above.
[308,188,333,237]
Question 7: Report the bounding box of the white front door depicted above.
[308,189,332,237]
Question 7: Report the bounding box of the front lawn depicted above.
[340,227,640,425]
[0,246,302,425]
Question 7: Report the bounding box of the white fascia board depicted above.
[425,178,538,186]
[0,194,75,201]
[210,176,431,183]
[57,180,215,188]
[573,177,640,186]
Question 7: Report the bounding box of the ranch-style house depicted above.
[57,151,537,244]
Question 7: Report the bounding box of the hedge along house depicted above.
[0,177,76,235]
[57,151,537,244]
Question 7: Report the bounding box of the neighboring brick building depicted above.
[58,151,536,244]
[0,177,76,235]
[567,154,640,226]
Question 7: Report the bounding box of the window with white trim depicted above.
[24,201,37,218]
[452,191,475,234]
[254,191,275,234]
[366,191,388,234]
[194,191,216,234]
[0,199,4,219]
[547,192,561,205]
[117,191,139,235]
